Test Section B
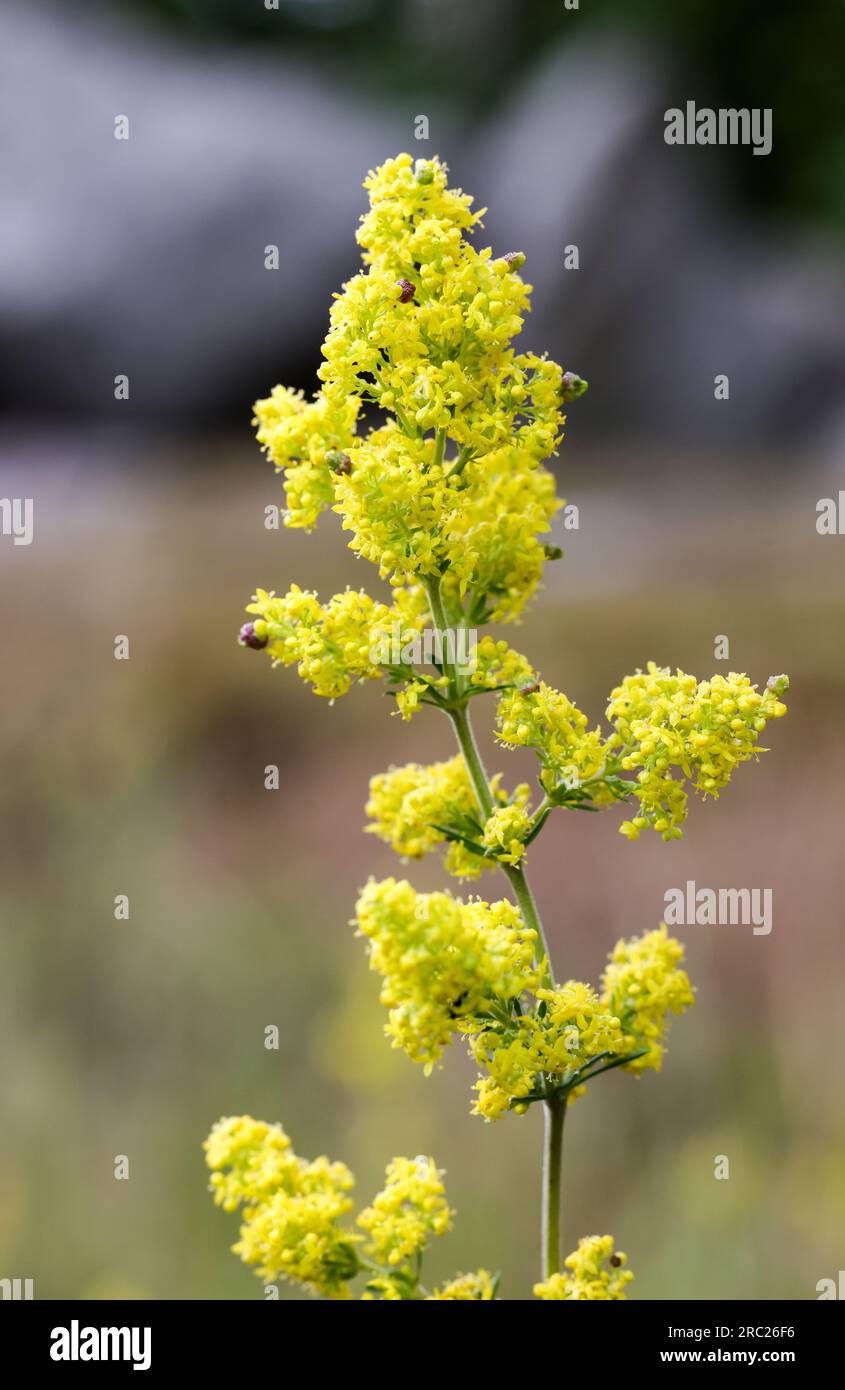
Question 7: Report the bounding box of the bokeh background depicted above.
[2,0,844,1300]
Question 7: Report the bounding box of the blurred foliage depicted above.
[116,0,845,234]
[1,450,843,1297]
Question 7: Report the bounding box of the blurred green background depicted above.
[1,0,844,1300]
[1,454,843,1299]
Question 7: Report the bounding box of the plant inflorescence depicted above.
[206,153,789,1301]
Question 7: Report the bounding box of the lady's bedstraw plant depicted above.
[204,154,790,1301]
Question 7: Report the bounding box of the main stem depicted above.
[542,1094,566,1279]
[449,700,553,986]
[423,573,562,1280]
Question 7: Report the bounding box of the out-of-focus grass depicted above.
[0,444,843,1299]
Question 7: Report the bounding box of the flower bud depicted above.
[543,544,563,560]
[396,278,416,304]
[414,160,434,185]
[561,371,589,402]
[766,673,789,696]
[503,251,526,271]
[239,622,268,650]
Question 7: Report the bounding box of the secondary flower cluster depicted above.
[495,666,789,840]
[356,1156,451,1267]
[241,583,426,700]
[204,1116,358,1298]
[205,1116,496,1300]
[252,385,360,530]
[534,1235,633,1300]
[366,753,534,878]
[205,1117,631,1300]
[496,680,613,802]
[470,980,626,1121]
[601,924,696,1072]
[607,666,790,840]
[353,877,694,1119]
[354,877,541,1067]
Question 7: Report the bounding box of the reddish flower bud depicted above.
[561,371,588,402]
[239,622,267,650]
[396,278,416,303]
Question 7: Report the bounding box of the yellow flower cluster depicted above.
[242,584,425,699]
[534,1236,633,1300]
[357,1156,452,1267]
[496,681,612,798]
[365,754,533,878]
[274,152,577,623]
[435,449,560,621]
[325,154,563,459]
[394,678,430,721]
[204,1117,358,1299]
[252,385,360,530]
[495,669,789,836]
[468,635,536,691]
[206,1118,469,1300]
[427,1270,497,1300]
[330,429,560,621]
[204,1114,300,1213]
[608,666,789,840]
[354,877,541,1067]
[480,803,534,866]
[366,755,478,860]
[470,981,625,1121]
[460,922,693,1120]
[601,924,695,1072]
[245,152,590,705]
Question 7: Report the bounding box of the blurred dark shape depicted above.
[472,40,845,452]
[2,0,843,454]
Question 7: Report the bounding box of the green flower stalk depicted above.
[204,153,790,1300]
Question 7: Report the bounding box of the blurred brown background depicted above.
[1,0,843,1300]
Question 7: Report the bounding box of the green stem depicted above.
[447,698,553,977]
[503,862,553,988]
[423,571,561,1282]
[542,1094,566,1280]
[446,445,473,478]
[450,703,495,818]
[432,428,446,470]
[423,571,468,704]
